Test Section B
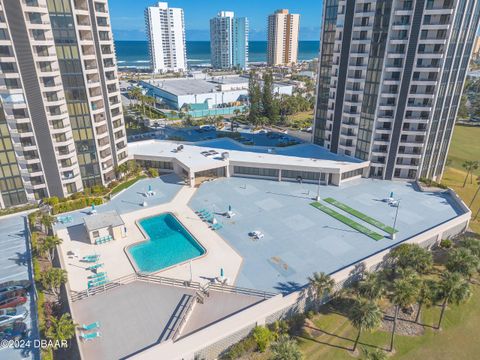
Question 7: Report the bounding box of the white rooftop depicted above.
[83,211,124,232]
[128,139,369,174]
[141,75,291,96]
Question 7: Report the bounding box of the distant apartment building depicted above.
[0,0,127,209]
[210,11,249,70]
[473,36,480,60]
[313,0,480,181]
[145,2,187,73]
[267,9,300,66]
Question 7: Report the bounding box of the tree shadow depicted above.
[273,281,303,294]
[298,334,353,351]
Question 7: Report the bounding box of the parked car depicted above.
[0,297,27,310]
[0,285,28,301]
[0,322,27,342]
[0,306,28,327]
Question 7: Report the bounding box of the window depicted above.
[92,230,99,238]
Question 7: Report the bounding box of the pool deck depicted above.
[56,176,243,292]
[189,177,465,293]
[56,173,467,295]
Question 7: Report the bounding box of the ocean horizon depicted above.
[115,40,320,68]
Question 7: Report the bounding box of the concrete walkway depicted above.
[58,185,243,292]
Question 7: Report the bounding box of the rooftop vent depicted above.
[221,152,229,160]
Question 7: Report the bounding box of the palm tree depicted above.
[389,273,421,351]
[270,334,303,360]
[387,243,433,275]
[468,176,480,207]
[348,299,382,352]
[41,214,55,235]
[362,347,387,360]
[128,87,142,106]
[437,271,471,329]
[415,279,437,324]
[356,272,385,301]
[41,268,67,300]
[461,160,479,187]
[46,313,77,347]
[41,236,63,263]
[460,237,480,258]
[446,248,480,280]
[308,272,335,312]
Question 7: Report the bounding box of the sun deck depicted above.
[189,177,465,292]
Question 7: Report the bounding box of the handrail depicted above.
[70,271,278,302]
[171,295,196,341]
[206,283,277,299]
[136,273,202,290]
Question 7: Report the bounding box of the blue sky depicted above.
[110,0,323,41]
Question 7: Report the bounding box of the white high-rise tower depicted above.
[145,2,187,73]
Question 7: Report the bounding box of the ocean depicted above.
[115,40,320,69]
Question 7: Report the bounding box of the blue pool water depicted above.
[128,213,205,273]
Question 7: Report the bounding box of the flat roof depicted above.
[83,210,124,232]
[142,75,291,96]
[189,177,466,292]
[73,281,264,360]
[128,139,368,174]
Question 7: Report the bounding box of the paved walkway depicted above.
[57,185,243,292]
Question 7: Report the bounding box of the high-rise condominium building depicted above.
[145,2,187,73]
[314,0,480,181]
[267,9,300,66]
[210,11,248,70]
[0,0,127,209]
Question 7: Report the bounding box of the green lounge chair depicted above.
[211,223,223,231]
[86,263,104,271]
[87,272,106,279]
[82,255,100,263]
[81,322,100,331]
[80,331,101,341]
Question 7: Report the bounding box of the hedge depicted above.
[52,197,103,215]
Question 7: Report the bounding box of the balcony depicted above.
[74,0,88,11]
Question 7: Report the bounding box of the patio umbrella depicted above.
[390,191,394,198]
[148,184,152,193]
[228,205,232,212]
[220,268,224,278]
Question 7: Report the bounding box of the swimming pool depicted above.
[128,213,205,273]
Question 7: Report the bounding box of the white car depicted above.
[0,306,28,327]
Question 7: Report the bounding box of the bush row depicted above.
[52,197,103,215]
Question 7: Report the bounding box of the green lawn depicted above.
[446,125,480,175]
[310,201,384,241]
[298,280,480,360]
[110,175,147,195]
[324,197,397,234]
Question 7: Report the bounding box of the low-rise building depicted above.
[140,75,293,116]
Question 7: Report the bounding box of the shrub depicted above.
[148,167,159,178]
[306,310,316,319]
[419,177,448,189]
[252,326,273,352]
[222,336,257,359]
[43,197,59,206]
[0,204,38,217]
[52,197,103,215]
[108,180,119,189]
[287,313,306,336]
[440,239,453,249]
